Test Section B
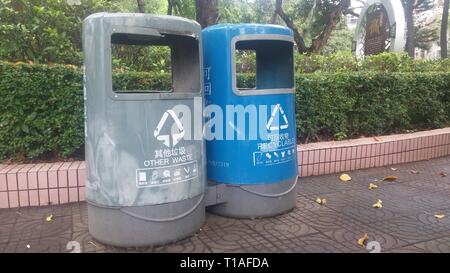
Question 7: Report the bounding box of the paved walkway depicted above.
[1,157,450,253]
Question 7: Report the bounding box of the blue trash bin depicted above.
[202,24,298,218]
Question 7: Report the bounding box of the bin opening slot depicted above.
[111,33,200,93]
[234,39,294,91]
[235,49,256,89]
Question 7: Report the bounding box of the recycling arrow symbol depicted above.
[266,104,289,131]
[154,109,185,147]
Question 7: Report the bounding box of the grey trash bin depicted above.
[83,13,206,247]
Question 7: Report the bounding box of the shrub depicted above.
[0,61,170,161]
[296,51,359,73]
[295,72,450,142]
[0,62,84,161]
[1,61,449,161]
[295,52,450,73]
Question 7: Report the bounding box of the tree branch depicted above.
[167,0,172,15]
[195,0,219,28]
[441,0,449,58]
[344,8,359,17]
[137,0,145,13]
[270,11,278,24]
[275,0,308,53]
[309,0,350,54]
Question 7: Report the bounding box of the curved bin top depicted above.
[84,12,201,35]
[203,23,293,38]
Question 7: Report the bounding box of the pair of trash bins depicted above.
[83,13,298,247]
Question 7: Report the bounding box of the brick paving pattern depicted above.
[1,156,449,253]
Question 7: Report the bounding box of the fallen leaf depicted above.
[357,233,369,247]
[383,175,397,181]
[434,214,445,219]
[369,183,378,190]
[340,173,352,182]
[373,199,383,209]
[26,244,30,249]
[440,172,448,177]
[373,136,382,142]
[390,168,398,171]
[315,197,327,205]
[410,170,420,174]
[46,214,54,222]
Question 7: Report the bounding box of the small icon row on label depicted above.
[262,148,296,160]
[138,166,197,183]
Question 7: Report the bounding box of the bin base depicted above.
[87,194,205,248]
[207,177,297,218]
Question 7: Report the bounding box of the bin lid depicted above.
[203,23,293,38]
[84,12,201,36]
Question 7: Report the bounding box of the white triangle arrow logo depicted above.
[154,109,185,147]
[266,104,289,132]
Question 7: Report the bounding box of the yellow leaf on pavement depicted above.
[315,197,327,205]
[357,233,369,247]
[383,175,397,181]
[373,199,383,209]
[46,214,54,222]
[369,183,378,190]
[434,214,445,219]
[340,173,352,182]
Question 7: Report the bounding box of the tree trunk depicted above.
[195,0,219,29]
[441,0,449,58]
[310,0,350,54]
[275,0,308,53]
[167,0,174,15]
[137,0,145,13]
[270,11,278,24]
[275,0,349,54]
[405,0,416,58]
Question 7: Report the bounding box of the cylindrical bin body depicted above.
[83,13,206,247]
[202,24,298,218]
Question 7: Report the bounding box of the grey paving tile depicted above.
[412,237,450,253]
[242,211,319,242]
[0,156,449,253]
[387,244,428,253]
[321,221,410,252]
[197,219,277,253]
[370,215,450,244]
[269,233,351,253]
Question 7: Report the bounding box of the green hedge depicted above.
[295,52,450,73]
[0,62,170,161]
[295,73,450,141]
[1,61,450,161]
[238,72,450,141]
[0,62,84,161]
